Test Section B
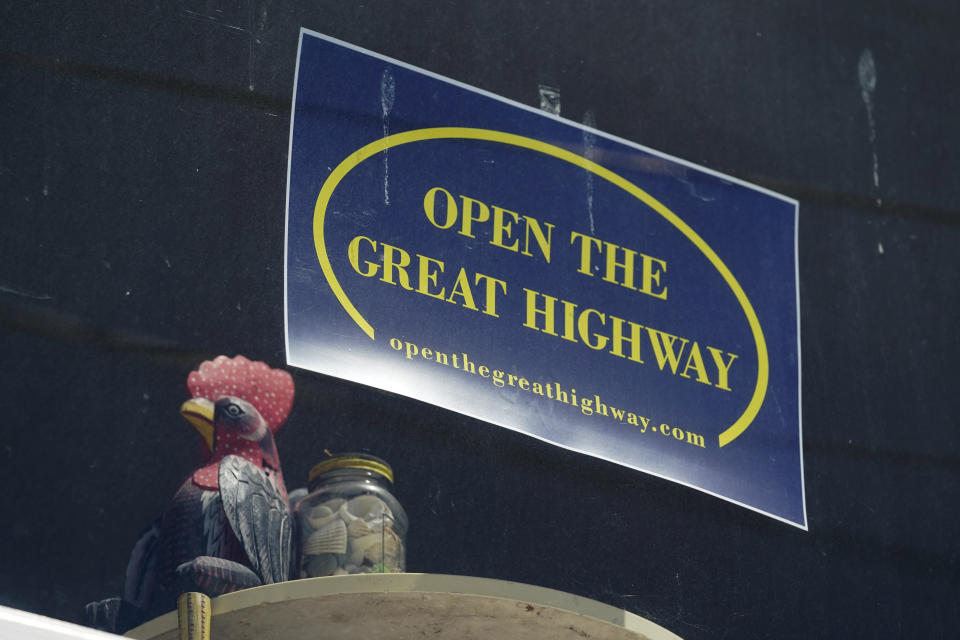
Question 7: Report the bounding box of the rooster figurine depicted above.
[85,355,296,632]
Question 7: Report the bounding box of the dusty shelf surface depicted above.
[125,573,681,640]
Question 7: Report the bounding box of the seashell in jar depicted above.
[347,518,380,538]
[318,498,345,512]
[346,538,368,566]
[306,553,338,577]
[346,494,387,519]
[304,519,348,555]
[374,528,401,564]
[348,529,400,566]
[310,504,334,519]
[307,505,338,530]
[337,502,358,524]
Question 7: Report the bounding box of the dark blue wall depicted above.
[1,2,958,638]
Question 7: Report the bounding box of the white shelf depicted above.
[126,574,681,640]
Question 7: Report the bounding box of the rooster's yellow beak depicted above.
[180,397,215,452]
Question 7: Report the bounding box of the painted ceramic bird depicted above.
[85,355,296,632]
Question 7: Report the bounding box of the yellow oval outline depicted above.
[312,127,767,447]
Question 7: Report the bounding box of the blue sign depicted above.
[285,30,805,528]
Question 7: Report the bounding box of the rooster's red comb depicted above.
[187,355,294,433]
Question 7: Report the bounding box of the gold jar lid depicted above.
[308,453,394,485]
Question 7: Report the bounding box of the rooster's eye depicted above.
[225,403,244,418]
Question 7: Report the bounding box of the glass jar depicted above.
[296,453,408,577]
